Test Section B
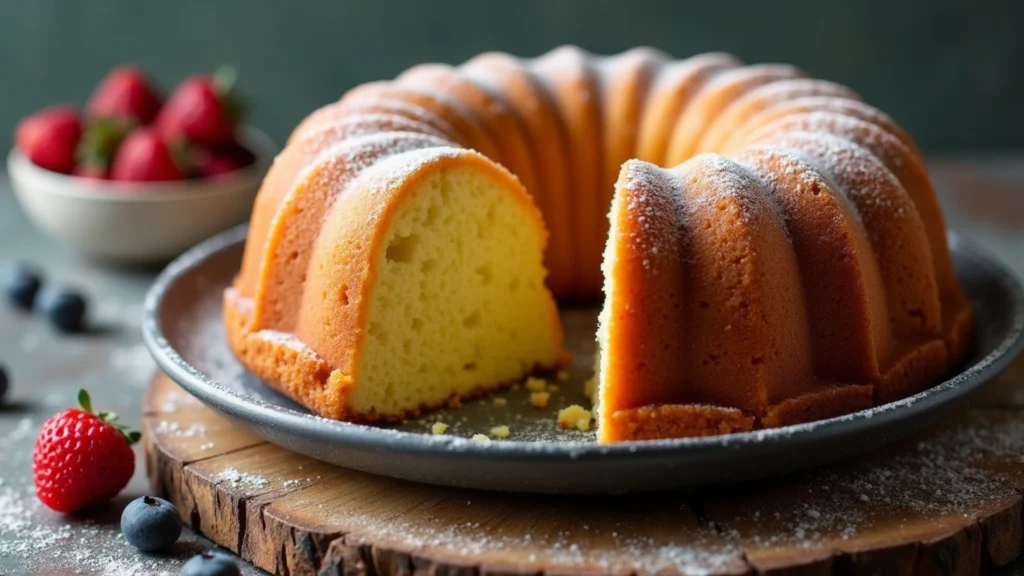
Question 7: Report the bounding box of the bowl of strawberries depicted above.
[8,66,275,263]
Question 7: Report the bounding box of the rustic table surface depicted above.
[2,156,1024,575]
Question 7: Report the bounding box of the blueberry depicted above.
[1,263,43,310]
[180,550,241,576]
[0,365,7,406]
[36,287,87,333]
[120,496,182,552]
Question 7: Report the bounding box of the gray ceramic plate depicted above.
[143,225,1024,494]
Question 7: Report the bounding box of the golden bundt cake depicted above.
[226,46,972,440]
[530,46,606,299]
[461,52,576,297]
[227,147,563,421]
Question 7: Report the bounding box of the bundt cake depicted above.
[226,46,972,441]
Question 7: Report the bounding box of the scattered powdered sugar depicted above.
[752,96,909,146]
[736,78,858,108]
[711,408,1024,551]
[252,330,318,357]
[332,99,459,141]
[154,420,207,438]
[0,485,179,575]
[745,111,910,172]
[218,467,269,488]
[610,160,683,274]
[158,390,202,413]
[328,502,743,574]
[298,113,448,150]
[303,130,452,197]
[3,417,35,444]
[766,131,905,213]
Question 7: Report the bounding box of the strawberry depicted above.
[192,140,256,178]
[33,389,140,514]
[86,66,162,126]
[74,117,130,179]
[72,164,108,180]
[195,153,240,178]
[156,67,243,145]
[15,106,82,173]
[111,127,185,182]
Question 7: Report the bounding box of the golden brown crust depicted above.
[395,64,539,211]
[606,405,755,442]
[599,47,666,220]
[226,290,566,424]
[762,385,874,429]
[530,46,605,299]
[635,53,740,165]
[698,78,860,154]
[664,64,804,165]
[336,82,501,159]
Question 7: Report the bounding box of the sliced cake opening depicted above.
[349,165,562,417]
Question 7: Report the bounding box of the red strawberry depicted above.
[192,140,256,178]
[33,389,140,514]
[195,153,240,178]
[15,106,82,173]
[86,66,162,126]
[74,117,130,179]
[156,67,243,145]
[111,128,185,182]
[72,164,108,180]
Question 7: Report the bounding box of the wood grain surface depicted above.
[145,350,1024,576]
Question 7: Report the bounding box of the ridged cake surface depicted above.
[227,46,972,440]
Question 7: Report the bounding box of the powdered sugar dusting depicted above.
[609,160,683,274]
[304,497,743,574]
[731,78,859,110]
[766,132,902,210]
[348,146,473,219]
[218,467,269,488]
[757,95,908,141]
[154,420,208,438]
[253,329,318,357]
[707,408,1024,553]
[747,111,911,171]
[296,113,450,151]
[300,131,453,197]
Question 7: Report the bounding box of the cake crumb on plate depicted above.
[529,391,551,409]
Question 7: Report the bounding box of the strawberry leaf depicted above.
[76,117,130,170]
[213,65,245,127]
[78,389,92,414]
[212,66,237,96]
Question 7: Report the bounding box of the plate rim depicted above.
[142,224,1024,463]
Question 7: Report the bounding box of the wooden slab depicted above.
[144,354,1024,575]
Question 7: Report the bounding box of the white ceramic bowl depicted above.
[8,126,276,263]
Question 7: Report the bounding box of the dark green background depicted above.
[2,0,1020,153]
